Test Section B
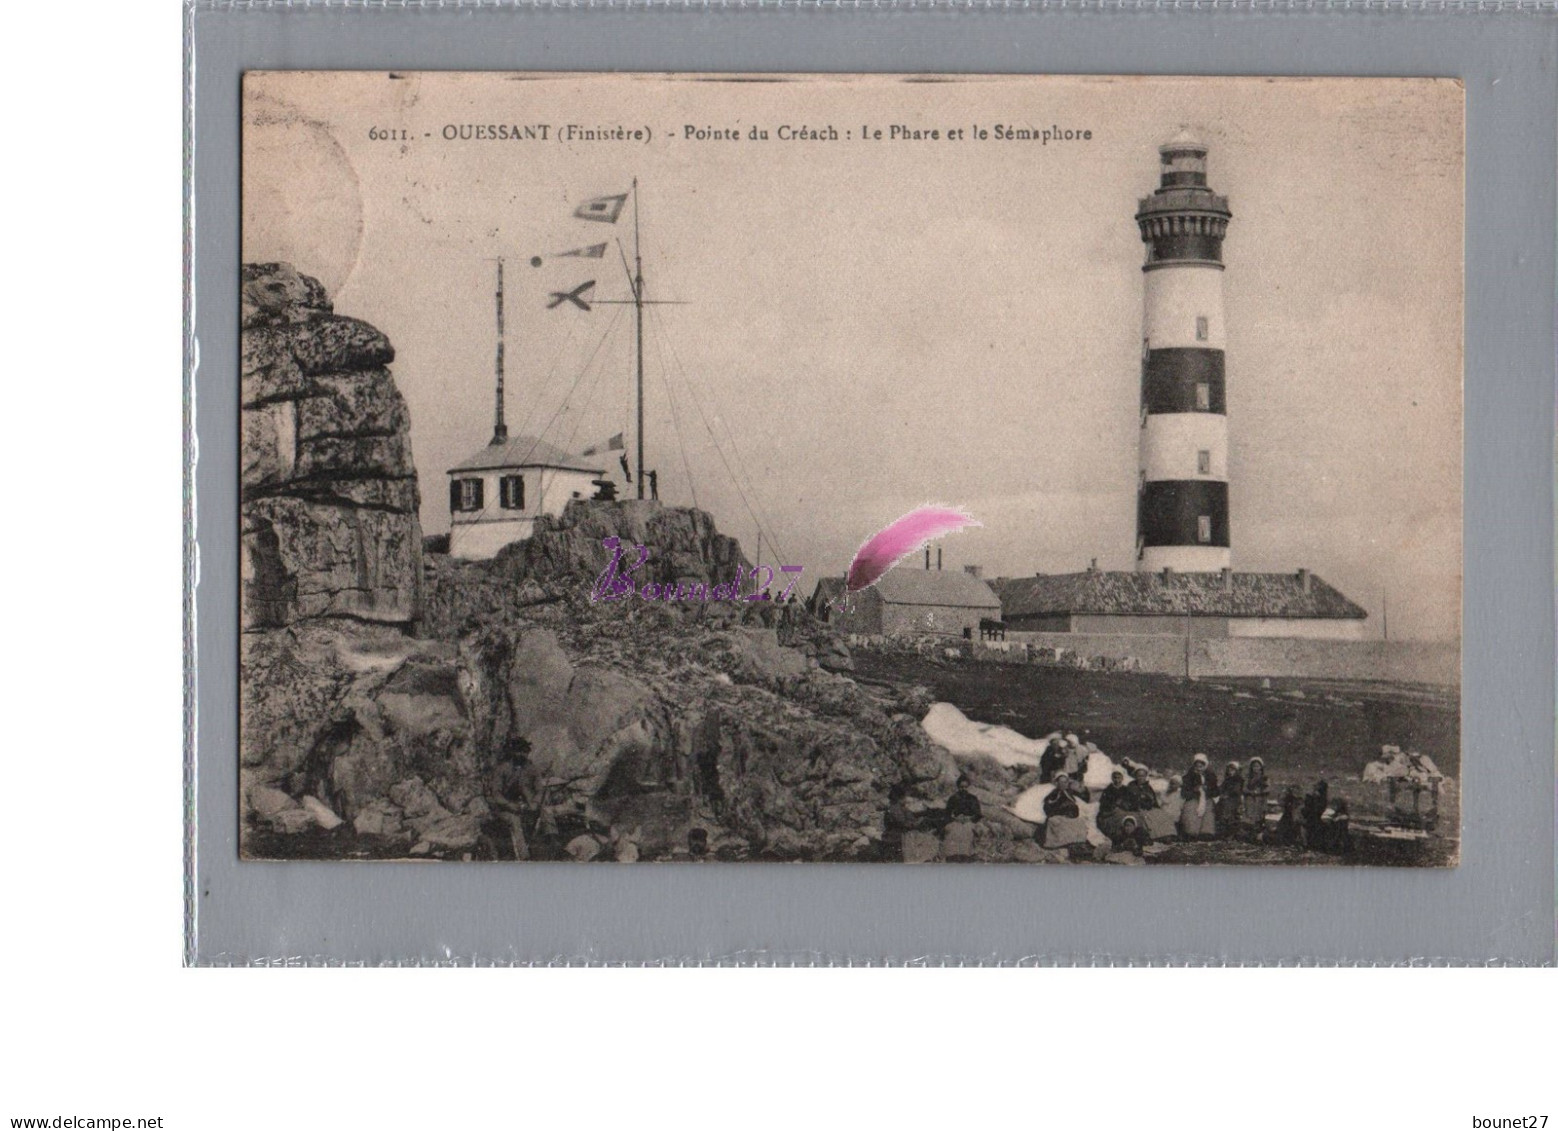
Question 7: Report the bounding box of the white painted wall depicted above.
[1226,616,1371,641]
[447,465,601,560]
[1143,264,1226,349]
[1139,545,1231,572]
[1140,412,1228,481]
[449,515,538,559]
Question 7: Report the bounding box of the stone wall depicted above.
[1004,631,1193,675]
[1002,630,1459,684]
[1194,637,1459,685]
[239,263,422,630]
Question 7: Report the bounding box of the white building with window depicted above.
[446,435,605,560]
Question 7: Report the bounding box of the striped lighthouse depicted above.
[1135,131,1233,574]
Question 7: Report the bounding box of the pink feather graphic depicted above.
[845,506,981,593]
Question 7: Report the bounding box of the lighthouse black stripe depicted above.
[1142,349,1226,415]
[1138,480,1230,547]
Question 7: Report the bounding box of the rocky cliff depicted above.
[240,263,421,630]
[243,494,961,860]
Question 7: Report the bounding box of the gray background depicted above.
[188,4,1557,965]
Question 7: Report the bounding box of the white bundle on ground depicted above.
[921,702,1048,768]
[1362,745,1445,783]
[1079,746,1125,790]
[1011,783,1052,823]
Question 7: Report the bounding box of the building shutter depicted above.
[500,475,524,510]
[449,478,461,513]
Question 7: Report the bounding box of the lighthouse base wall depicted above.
[1138,545,1231,573]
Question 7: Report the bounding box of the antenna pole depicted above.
[633,178,645,499]
[493,257,508,445]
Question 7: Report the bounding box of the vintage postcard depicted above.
[239,72,1462,865]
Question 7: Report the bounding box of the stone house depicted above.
[810,569,1002,637]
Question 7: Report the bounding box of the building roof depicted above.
[815,569,1002,610]
[1161,128,1206,152]
[992,570,1367,620]
[447,435,606,475]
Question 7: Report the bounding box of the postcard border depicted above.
[188,8,1555,965]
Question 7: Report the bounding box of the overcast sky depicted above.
[244,73,1463,640]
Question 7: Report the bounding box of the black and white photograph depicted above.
[239,72,1463,867]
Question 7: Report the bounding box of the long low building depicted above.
[810,569,1003,637]
[991,566,1369,639]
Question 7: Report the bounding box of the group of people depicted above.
[1037,734,1275,845]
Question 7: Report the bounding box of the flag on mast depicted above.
[581,432,626,457]
[546,280,595,310]
[554,242,608,259]
[574,194,628,224]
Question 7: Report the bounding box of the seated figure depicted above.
[1124,765,1177,842]
[1042,773,1090,848]
[1096,769,1133,841]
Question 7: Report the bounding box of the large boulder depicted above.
[239,263,420,631]
[239,623,477,856]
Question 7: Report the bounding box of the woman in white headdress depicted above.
[1178,753,1219,839]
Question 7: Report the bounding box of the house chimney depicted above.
[1088,557,1099,573]
[964,564,983,580]
[1221,566,1233,590]
[1161,566,1174,583]
[1297,567,1311,593]
[937,546,942,571]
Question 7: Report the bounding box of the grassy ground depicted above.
[853,653,1461,788]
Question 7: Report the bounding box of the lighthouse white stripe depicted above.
[1140,413,1228,483]
[1143,265,1226,350]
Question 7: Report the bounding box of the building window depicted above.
[499,474,525,511]
[1197,449,1211,475]
[450,477,483,513]
[1195,316,1209,342]
[1195,382,1211,411]
[1197,514,1212,543]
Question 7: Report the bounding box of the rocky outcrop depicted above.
[235,278,1013,860]
[241,492,975,859]
[240,263,421,630]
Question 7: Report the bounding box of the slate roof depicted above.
[992,570,1367,620]
[447,435,605,475]
[812,570,1001,610]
